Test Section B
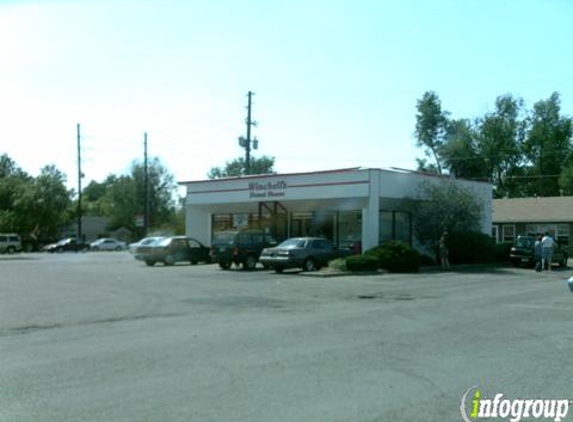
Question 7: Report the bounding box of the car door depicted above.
[187,238,205,263]
[310,239,328,265]
[172,239,188,262]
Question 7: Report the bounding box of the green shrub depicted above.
[345,255,379,272]
[447,231,494,264]
[365,241,420,273]
[493,241,513,263]
[328,258,348,272]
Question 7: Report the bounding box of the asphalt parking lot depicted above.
[2,252,573,422]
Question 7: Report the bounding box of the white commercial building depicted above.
[180,167,492,251]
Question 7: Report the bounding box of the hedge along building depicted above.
[180,167,492,252]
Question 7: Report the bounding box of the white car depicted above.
[90,238,127,251]
[128,236,165,254]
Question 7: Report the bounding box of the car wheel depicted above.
[92,247,99,252]
[219,262,231,270]
[145,260,155,266]
[6,246,15,254]
[303,257,316,272]
[243,255,257,271]
[164,255,175,266]
[274,267,284,274]
[115,246,122,251]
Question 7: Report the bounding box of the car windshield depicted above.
[157,238,172,247]
[142,237,162,245]
[515,237,535,248]
[277,239,307,248]
[56,239,69,246]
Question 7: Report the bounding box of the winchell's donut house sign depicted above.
[248,181,287,198]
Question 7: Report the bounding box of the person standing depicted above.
[541,231,555,271]
[439,231,450,270]
[534,234,543,272]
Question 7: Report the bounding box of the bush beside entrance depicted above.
[345,255,379,272]
[364,241,420,273]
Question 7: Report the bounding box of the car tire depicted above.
[92,247,99,252]
[303,257,316,272]
[243,255,257,271]
[274,267,284,274]
[164,255,175,266]
[145,260,155,266]
[115,246,122,251]
[6,246,15,254]
[219,262,231,270]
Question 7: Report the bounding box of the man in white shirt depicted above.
[541,232,555,271]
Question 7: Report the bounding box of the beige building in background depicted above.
[492,196,573,246]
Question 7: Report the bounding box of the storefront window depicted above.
[212,214,232,234]
[290,212,313,238]
[394,212,411,244]
[379,211,393,242]
[212,213,263,238]
[290,211,335,240]
[337,211,362,249]
[379,211,412,245]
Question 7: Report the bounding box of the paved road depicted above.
[1,253,573,422]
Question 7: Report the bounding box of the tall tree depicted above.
[208,156,275,179]
[82,158,178,235]
[132,157,177,229]
[441,118,487,180]
[522,92,572,196]
[1,165,73,239]
[414,91,449,174]
[476,94,526,197]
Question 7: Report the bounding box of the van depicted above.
[0,234,22,254]
[211,229,277,270]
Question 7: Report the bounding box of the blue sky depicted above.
[1,0,572,190]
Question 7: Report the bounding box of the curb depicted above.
[299,270,388,278]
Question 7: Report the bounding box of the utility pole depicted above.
[238,91,259,175]
[246,91,253,174]
[76,123,83,242]
[144,132,149,236]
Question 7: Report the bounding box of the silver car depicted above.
[89,238,127,251]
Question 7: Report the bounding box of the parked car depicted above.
[0,233,21,254]
[135,236,210,266]
[128,236,165,254]
[210,229,278,270]
[90,238,127,251]
[509,235,569,268]
[43,238,89,253]
[260,237,352,273]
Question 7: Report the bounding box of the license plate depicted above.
[521,258,529,262]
